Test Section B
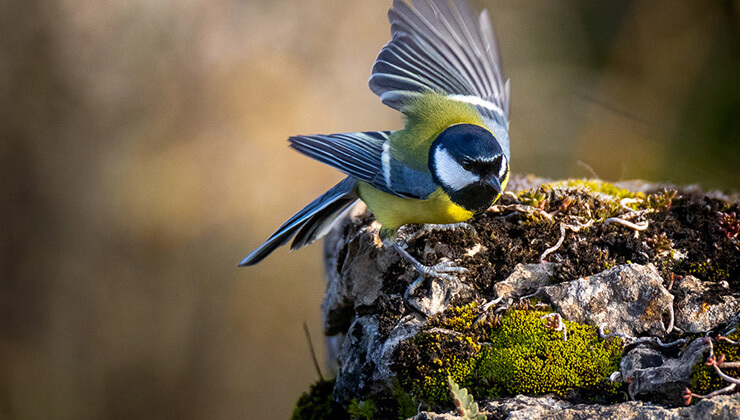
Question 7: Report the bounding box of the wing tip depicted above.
[238,253,259,267]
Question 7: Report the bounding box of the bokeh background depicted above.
[2,0,738,419]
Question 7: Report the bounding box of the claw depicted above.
[430,261,469,274]
[393,243,469,281]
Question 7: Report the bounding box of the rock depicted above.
[333,315,381,401]
[411,413,460,420]
[673,275,740,333]
[323,207,388,336]
[621,338,710,405]
[333,313,425,402]
[538,264,673,337]
[405,276,460,317]
[493,263,556,299]
[411,394,740,419]
[484,395,573,419]
[311,180,740,415]
[619,344,665,381]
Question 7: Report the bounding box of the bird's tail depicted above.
[238,177,359,266]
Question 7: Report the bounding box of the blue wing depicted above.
[289,131,438,200]
[369,0,510,158]
[239,177,359,266]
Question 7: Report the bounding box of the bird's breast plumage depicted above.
[356,182,474,235]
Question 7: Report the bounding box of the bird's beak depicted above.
[487,176,502,194]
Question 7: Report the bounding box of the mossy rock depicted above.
[394,303,624,408]
[291,379,348,420]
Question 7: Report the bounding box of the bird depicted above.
[239,0,510,281]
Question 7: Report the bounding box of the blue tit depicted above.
[240,0,510,280]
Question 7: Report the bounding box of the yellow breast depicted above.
[356,182,474,234]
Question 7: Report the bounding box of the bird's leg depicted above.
[403,222,478,244]
[392,242,468,282]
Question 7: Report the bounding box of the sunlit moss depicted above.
[548,179,640,201]
[476,310,623,399]
[396,307,624,407]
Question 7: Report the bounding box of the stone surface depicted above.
[673,275,740,333]
[484,395,573,419]
[323,205,387,336]
[493,263,556,299]
[619,344,666,382]
[538,264,674,337]
[621,338,710,406]
[333,313,424,402]
[411,394,740,420]
[317,180,740,415]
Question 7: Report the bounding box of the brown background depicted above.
[2,1,738,419]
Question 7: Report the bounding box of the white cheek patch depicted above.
[498,155,508,178]
[434,148,479,190]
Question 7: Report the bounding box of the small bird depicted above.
[240,0,510,280]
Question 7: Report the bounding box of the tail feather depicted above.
[238,177,358,266]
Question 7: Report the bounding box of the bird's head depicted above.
[428,124,509,213]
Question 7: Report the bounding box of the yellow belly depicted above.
[356,182,474,234]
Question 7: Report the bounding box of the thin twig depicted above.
[684,384,737,405]
[718,361,740,369]
[665,304,675,335]
[540,224,567,264]
[540,220,594,263]
[707,356,740,386]
[482,296,504,312]
[488,204,554,221]
[597,324,686,347]
[303,322,324,381]
[619,198,642,212]
[603,217,649,231]
[719,335,740,345]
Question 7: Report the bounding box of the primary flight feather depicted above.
[240,0,511,280]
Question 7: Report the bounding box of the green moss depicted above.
[690,331,740,396]
[292,378,420,420]
[477,310,623,398]
[396,306,624,408]
[684,260,731,282]
[548,179,640,201]
[392,382,418,420]
[347,399,376,420]
[291,379,348,420]
[517,189,547,208]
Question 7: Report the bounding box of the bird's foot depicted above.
[415,259,469,282]
[404,259,466,316]
[403,222,478,244]
[392,243,469,282]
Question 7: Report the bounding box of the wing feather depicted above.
[289,131,437,199]
[369,0,509,125]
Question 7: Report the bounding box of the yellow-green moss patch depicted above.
[394,305,624,407]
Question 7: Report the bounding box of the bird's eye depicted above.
[462,161,474,172]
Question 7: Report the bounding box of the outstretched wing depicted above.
[369,0,510,128]
[289,131,438,200]
[239,177,359,266]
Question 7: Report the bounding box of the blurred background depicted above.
[1,0,738,419]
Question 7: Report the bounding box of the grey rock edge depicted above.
[321,177,740,415]
[413,393,740,420]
